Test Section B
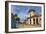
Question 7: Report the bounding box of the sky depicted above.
[11,5,41,22]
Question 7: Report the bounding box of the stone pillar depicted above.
[35,17,36,24]
[38,17,40,24]
[31,18,33,25]
[28,19,30,24]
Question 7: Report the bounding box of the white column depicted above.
[28,19,30,24]
[35,17,36,24]
[31,18,33,25]
[38,17,40,24]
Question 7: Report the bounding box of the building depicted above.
[26,9,41,25]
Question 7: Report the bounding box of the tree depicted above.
[11,14,20,28]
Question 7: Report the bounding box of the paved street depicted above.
[16,24,41,28]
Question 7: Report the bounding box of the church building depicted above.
[26,9,41,25]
